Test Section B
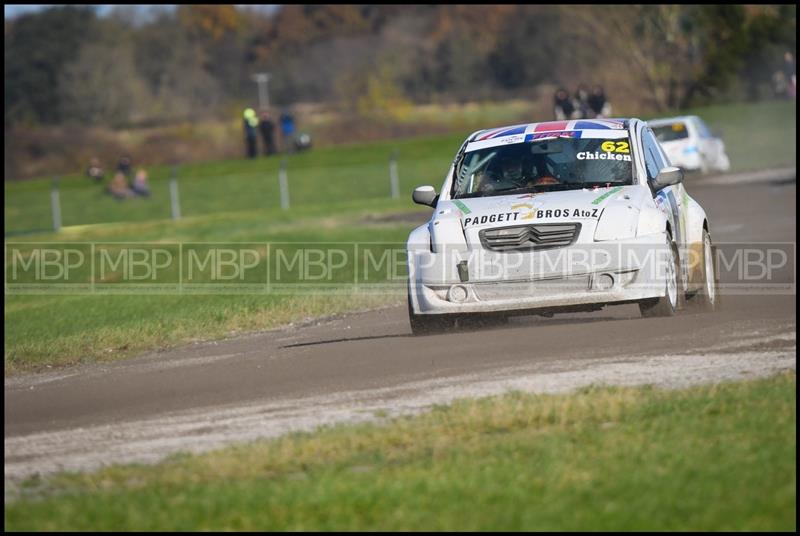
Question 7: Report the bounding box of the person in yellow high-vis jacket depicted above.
[243,108,259,159]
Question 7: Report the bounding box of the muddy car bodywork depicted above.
[407,119,716,333]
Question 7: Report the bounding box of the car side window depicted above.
[650,129,672,167]
[642,129,662,181]
[651,129,670,169]
[694,118,712,139]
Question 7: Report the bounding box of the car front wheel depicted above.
[408,291,457,335]
[639,234,684,318]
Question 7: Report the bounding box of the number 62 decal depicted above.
[600,141,630,154]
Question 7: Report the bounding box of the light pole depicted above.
[253,72,271,109]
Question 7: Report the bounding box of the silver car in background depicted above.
[648,115,731,174]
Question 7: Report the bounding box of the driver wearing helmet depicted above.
[501,155,524,183]
[480,154,527,192]
[481,155,524,192]
[527,154,560,186]
[478,151,560,192]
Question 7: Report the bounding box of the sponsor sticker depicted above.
[463,212,521,227]
[591,185,625,205]
[525,131,581,142]
[452,200,471,215]
[462,206,602,225]
[496,134,526,145]
[531,207,601,219]
[576,151,632,161]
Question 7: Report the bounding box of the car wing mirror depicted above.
[412,185,438,207]
[653,166,683,189]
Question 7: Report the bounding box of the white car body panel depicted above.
[408,118,711,317]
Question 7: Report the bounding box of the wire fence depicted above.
[5,151,452,235]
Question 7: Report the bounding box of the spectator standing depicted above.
[553,88,575,120]
[258,109,277,156]
[588,85,612,118]
[279,109,296,153]
[86,156,104,183]
[783,51,796,99]
[575,83,590,119]
[243,108,259,158]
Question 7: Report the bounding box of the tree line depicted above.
[4,4,796,128]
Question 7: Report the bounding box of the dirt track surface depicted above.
[5,173,797,489]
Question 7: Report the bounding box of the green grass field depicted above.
[6,372,795,531]
[4,205,419,373]
[4,132,465,234]
[4,99,797,373]
[5,100,796,234]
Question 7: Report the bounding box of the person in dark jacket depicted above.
[243,108,259,158]
[588,85,612,118]
[117,155,132,181]
[258,109,277,156]
[553,88,575,120]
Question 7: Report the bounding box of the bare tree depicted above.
[59,42,150,126]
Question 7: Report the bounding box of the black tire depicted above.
[686,228,720,312]
[408,291,457,335]
[639,235,684,318]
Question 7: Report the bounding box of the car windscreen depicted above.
[452,134,634,199]
[652,122,689,142]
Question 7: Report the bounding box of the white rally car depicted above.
[648,115,731,174]
[407,118,719,334]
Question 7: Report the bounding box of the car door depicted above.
[692,117,719,171]
[644,126,692,286]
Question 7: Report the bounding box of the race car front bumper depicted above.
[408,234,671,315]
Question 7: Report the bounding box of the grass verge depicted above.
[5,205,419,374]
[5,372,795,531]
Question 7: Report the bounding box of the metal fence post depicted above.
[50,176,62,232]
[279,157,290,210]
[389,150,400,199]
[169,166,181,220]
